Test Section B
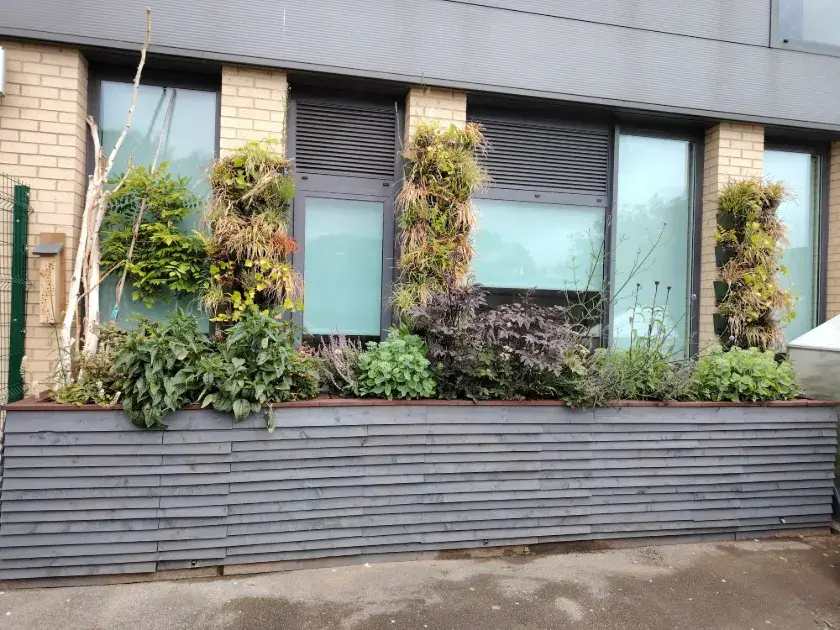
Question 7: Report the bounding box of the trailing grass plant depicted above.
[205,139,301,322]
[394,122,487,315]
[714,177,794,350]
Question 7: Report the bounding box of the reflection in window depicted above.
[613,135,693,356]
[765,149,820,342]
[98,81,217,329]
[778,0,840,48]
[472,200,605,291]
[303,198,384,335]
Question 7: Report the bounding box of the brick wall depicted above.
[827,142,840,319]
[0,42,88,389]
[405,87,467,142]
[220,65,288,157]
[699,122,765,349]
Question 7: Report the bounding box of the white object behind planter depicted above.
[788,315,840,401]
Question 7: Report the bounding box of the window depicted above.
[302,198,384,335]
[773,0,840,55]
[473,200,604,291]
[469,111,611,322]
[765,148,823,342]
[612,134,696,357]
[95,76,218,329]
[290,92,399,338]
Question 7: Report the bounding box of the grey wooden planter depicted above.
[0,400,836,581]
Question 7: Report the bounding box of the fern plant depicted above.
[100,164,207,307]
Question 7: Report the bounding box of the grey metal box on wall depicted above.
[0,401,836,580]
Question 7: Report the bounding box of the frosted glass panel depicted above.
[99,82,217,331]
[472,200,604,290]
[304,198,384,335]
[613,135,693,356]
[765,150,818,342]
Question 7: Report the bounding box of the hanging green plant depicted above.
[714,177,794,350]
[205,139,301,322]
[99,163,208,307]
[393,121,487,315]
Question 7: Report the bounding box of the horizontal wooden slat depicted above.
[0,404,834,580]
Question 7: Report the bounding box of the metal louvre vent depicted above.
[478,117,610,195]
[295,100,397,179]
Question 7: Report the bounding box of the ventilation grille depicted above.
[478,117,610,195]
[295,100,397,178]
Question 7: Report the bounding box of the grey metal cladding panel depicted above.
[2,0,840,128]
[468,0,770,45]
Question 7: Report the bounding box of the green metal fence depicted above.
[0,174,30,404]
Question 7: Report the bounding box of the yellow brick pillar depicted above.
[220,65,288,157]
[826,142,840,319]
[0,41,88,389]
[699,122,765,350]
[405,87,467,143]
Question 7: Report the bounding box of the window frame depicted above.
[87,65,222,174]
[610,125,704,357]
[764,140,830,333]
[287,89,403,339]
[468,109,612,344]
[86,65,222,331]
[770,0,840,58]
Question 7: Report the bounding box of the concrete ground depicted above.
[0,536,839,630]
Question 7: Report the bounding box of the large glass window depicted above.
[472,200,605,291]
[303,198,384,335]
[765,149,822,342]
[97,80,217,329]
[613,134,694,356]
[774,0,840,53]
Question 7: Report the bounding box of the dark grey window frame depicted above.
[764,140,830,330]
[468,108,705,355]
[611,126,704,358]
[87,65,222,170]
[770,0,840,58]
[85,64,221,332]
[287,90,403,339]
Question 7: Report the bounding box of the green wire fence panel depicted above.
[0,174,30,404]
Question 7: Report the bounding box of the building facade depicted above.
[0,0,839,386]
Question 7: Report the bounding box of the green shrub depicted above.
[693,347,799,402]
[199,310,319,423]
[114,310,211,429]
[356,330,436,400]
[51,324,127,405]
[593,342,695,403]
